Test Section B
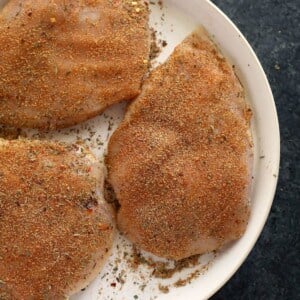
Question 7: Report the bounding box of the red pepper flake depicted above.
[110,282,116,287]
[98,223,110,231]
[87,208,94,214]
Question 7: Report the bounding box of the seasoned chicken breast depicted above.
[0,138,115,299]
[0,0,149,129]
[106,29,253,260]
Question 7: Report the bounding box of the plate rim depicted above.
[202,0,280,298]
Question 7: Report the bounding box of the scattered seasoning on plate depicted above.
[158,284,169,294]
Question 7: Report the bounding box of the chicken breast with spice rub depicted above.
[0,0,150,129]
[0,138,115,299]
[106,28,253,260]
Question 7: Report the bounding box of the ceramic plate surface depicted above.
[0,0,280,299]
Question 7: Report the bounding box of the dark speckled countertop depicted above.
[210,1,300,299]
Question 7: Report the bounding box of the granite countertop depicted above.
[210,1,300,299]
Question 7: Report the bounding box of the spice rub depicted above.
[106,28,253,260]
[0,0,150,129]
[0,138,115,298]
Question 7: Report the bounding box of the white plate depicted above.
[1,0,280,299]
